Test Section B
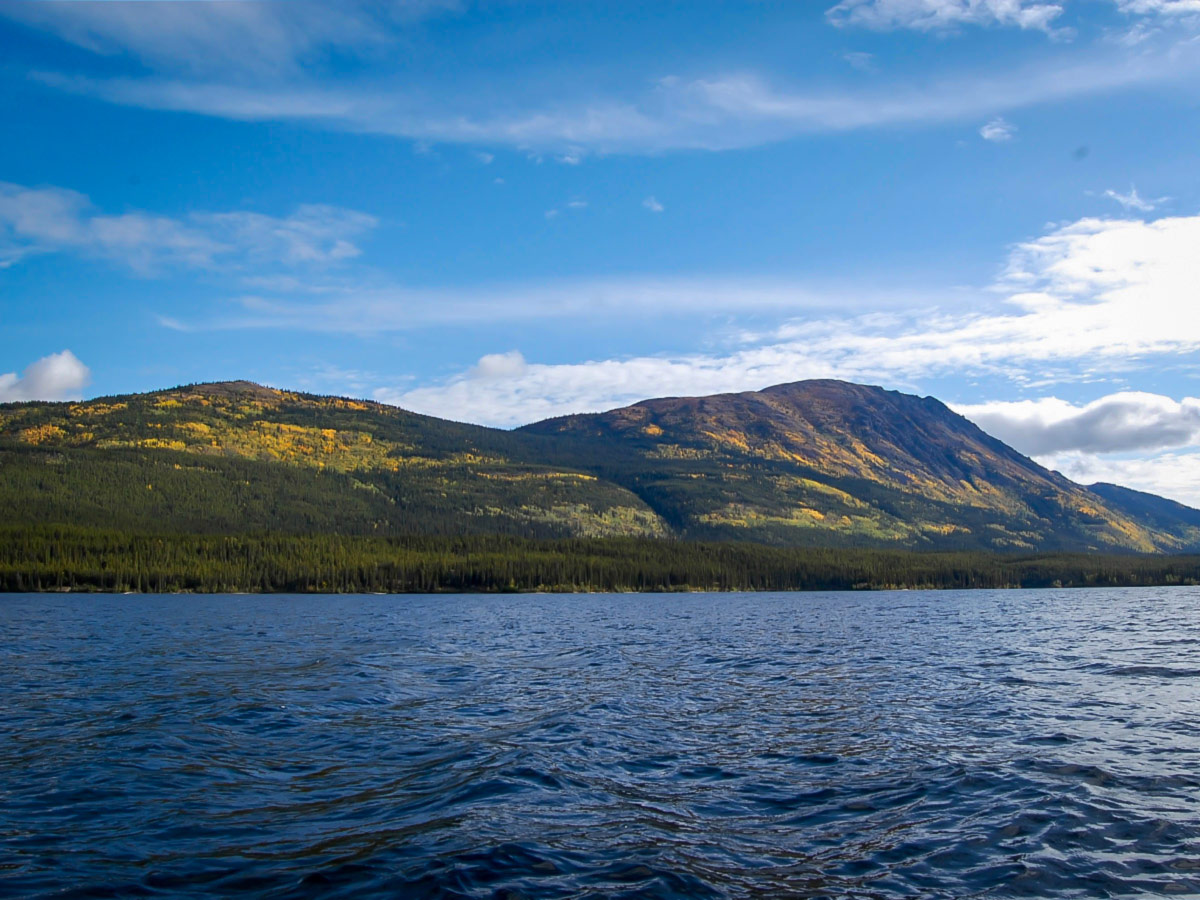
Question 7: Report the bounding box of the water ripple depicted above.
[3,587,1200,897]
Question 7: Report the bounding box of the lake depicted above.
[3,588,1200,898]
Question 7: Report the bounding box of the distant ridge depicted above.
[1089,482,1200,532]
[2,377,1198,553]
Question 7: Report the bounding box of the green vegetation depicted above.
[4,379,1200,595]
[3,527,1198,593]
[0,382,666,540]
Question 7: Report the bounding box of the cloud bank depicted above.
[954,392,1200,455]
[365,210,1200,426]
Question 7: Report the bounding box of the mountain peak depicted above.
[520,377,1184,551]
[168,380,284,401]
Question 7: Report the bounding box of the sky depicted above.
[2,0,1200,504]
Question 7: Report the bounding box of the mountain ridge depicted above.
[520,379,1200,552]
[2,377,1197,553]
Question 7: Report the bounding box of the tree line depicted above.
[3,526,1200,594]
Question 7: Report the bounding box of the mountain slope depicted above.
[3,378,1197,553]
[521,380,1196,552]
[1089,482,1200,544]
[0,381,666,539]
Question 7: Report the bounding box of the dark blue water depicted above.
[3,589,1200,898]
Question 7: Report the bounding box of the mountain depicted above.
[520,380,1200,553]
[2,378,1197,553]
[0,381,667,539]
[1088,482,1200,538]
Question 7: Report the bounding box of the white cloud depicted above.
[370,211,1200,426]
[826,0,1065,32]
[1103,185,1164,211]
[980,116,1017,141]
[643,196,665,213]
[950,391,1200,511]
[0,183,219,271]
[172,211,1199,369]
[164,211,1200,411]
[376,352,779,426]
[470,350,529,380]
[0,182,376,274]
[1038,450,1200,507]
[0,351,91,402]
[953,392,1200,454]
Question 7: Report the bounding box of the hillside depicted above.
[521,380,1200,552]
[1088,482,1200,535]
[0,381,666,539]
[2,378,1198,554]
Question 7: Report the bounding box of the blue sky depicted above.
[3,0,1200,502]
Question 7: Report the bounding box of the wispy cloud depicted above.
[22,33,1200,155]
[0,182,376,274]
[164,211,1200,387]
[979,116,1016,141]
[171,277,887,335]
[0,350,90,402]
[1103,185,1166,211]
[826,0,1065,33]
[0,0,459,78]
[8,0,1200,160]
[1115,0,1200,17]
[642,196,664,213]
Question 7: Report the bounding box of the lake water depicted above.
[3,589,1200,898]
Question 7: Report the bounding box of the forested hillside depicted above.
[0,381,665,539]
[3,378,1199,555]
